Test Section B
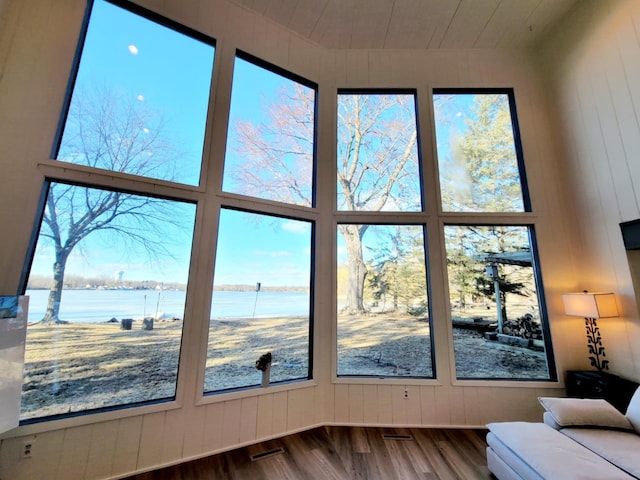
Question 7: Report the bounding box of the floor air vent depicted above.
[250,447,285,461]
[382,433,414,441]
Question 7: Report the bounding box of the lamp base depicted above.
[585,317,609,372]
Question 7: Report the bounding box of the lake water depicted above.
[25,289,310,323]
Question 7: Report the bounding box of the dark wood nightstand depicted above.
[566,370,639,413]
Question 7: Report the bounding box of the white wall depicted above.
[539,0,640,381]
[0,0,586,479]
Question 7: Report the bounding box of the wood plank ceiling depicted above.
[229,0,580,49]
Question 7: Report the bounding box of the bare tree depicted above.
[228,83,315,206]
[37,89,185,324]
[228,88,420,314]
[337,94,419,313]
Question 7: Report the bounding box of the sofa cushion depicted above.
[625,387,640,433]
[539,397,634,430]
[486,435,544,480]
[561,427,640,478]
[487,422,635,480]
[543,411,562,430]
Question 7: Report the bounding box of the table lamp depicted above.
[561,291,618,371]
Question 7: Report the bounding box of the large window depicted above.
[56,0,214,186]
[337,225,432,377]
[22,183,196,421]
[223,53,316,207]
[205,54,317,393]
[434,89,555,381]
[443,225,553,380]
[335,90,434,379]
[337,91,422,212]
[18,3,559,427]
[20,0,214,422]
[433,90,528,212]
[204,209,313,393]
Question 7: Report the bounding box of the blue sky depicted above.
[213,210,312,287]
[225,57,295,154]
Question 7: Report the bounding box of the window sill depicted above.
[196,379,318,406]
[332,376,442,387]
[450,378,562,388]
[4,398,183,439]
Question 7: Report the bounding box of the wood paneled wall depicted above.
[0,0,609,479]
[538,0,640,381]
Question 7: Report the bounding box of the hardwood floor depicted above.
[124,426,494,480]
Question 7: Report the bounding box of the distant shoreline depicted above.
[25,284,310,293]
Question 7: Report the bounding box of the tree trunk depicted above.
[41,251,69,324]
[341,225,367,314]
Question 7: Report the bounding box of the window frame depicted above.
[332,87,557,386]
[429,86,558,387]
[432,87,532,213]
[19,178,199,425]
[335,221,436,380]
[333,88,435,382]
[222,50,319,208]
[202,205,316,396]
[432,87,556,384]
[51,0,217,187]
[8,0,563,431]
[16,0,219,428]
[441,222,557,382]
[196,52,320,401]
[336,88,426,213]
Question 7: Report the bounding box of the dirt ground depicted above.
[20,313,550,421]
[336,312,548,379]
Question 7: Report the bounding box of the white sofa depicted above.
[486,386,640,479]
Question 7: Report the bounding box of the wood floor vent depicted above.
[382,434,414,441]
[250,447,285,461]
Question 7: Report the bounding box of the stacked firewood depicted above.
[501,313,542,340]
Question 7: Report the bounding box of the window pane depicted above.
[337,225,433,377]
[444,225,552,380]
[434,92,526,212]
[204,209,312,393]
[22,183,196,421]
[222,57,316,207]
[337,93,422,212]
[56,0,214,186]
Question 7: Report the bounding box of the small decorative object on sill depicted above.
[562,291,619,372]
[256,352,272,387]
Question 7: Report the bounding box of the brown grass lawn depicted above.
[20,311,549,421]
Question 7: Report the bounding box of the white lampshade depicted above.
[562,292,618,319]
